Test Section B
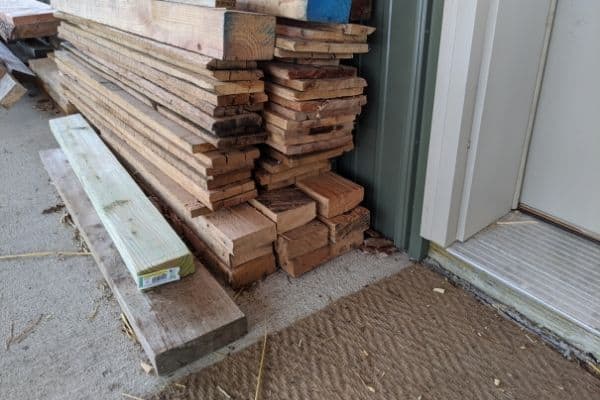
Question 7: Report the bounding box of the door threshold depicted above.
[427,211,600,364]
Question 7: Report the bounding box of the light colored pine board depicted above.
[249,187,316,233]
[51,0,276,60]
[266,134,353,155]
[277,18,376,36]
[267,101,362,122]
[59,23,265,95]
[236,0,352,24]
[263,62,356,80]
[266,81,364,101]
[276,37,369,54]
[56,53,214,154]
[0,0,57,41]
[55,12,258,75]
[269,93,366,112]
[274,48,353,60]
[49,114,195,281]
[40,148,246,375]
[276,219,329,261]
[296,172,364,218]
[29,56,76,114]
[318,206,370,243]
[270,75,367,92]
[276,24,367,43]
[196,203,277,254]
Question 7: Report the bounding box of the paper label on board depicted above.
[138,267,180,290]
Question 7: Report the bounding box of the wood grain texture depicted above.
[266,82,364,101]
[266,143,353,168]
[49,114,194,280]
[29,56,76,114]
[319,206,370,243]
[296,172,364,218]
[0,68,25,108]
[55,12,258,74]
[249,187,316,233]
[277,18,375,36]
[40,148,246,375]
[51,0,276,60]
[236,0,351,23]
[0,0,57,41]
[276,219,329,261]
[276,37,369,54]
[263,62,357,80]
[269,93,366,112]
[279,244,329,278]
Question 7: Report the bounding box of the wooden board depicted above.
[267,101,362,122]
[266,82,364,101]
[196,204,277,254]
[276,37,369,54]
[269,93,366,112]
[296,172,364,218]
[249,187,316,233]
[256,159,330,185]
[236,0,352,24]
[0,0,57,41]
[274,48,353,60]
[276,219,329,261]
[29,56,76,114]
[49,114,194,281]
[52,0,275,60]
[329,228,364,256]
[0,67,25,108]
[40,148,247,374]
[0,40,33,77]
[319,206,370,243]
[270,76,366,92]
[276,24,367,43]
[280,245,329,278]
[277,17,376,37]
[55,12,258,75]
[266,143,353,168]
[266,134,353,155]
[262,62,357,80]
[265,110,356,131]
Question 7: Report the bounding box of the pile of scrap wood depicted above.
[0,0,58,42]
[255,18,375,190]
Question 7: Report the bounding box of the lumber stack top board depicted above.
[49,114,195,288]
[0,0,58,41]
[51,0,276,60]
[236,0,353,24]
[296,172,364,218]
[40,148,247,375]
[249,187,316,233]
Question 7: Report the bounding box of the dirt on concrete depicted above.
[151,264,600,400]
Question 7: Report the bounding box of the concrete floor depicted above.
[0,89,413,400]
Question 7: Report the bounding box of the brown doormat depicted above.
[151,264,599,400]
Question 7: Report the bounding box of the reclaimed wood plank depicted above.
[249,187,316,233]
[296,172,364,218]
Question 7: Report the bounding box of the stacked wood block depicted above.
[29,54,75,114]
[54,12,271,212]
[0,0,58,42]
[255,18,375,190]
[250,178,369,278]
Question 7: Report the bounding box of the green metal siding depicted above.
[337,0,443,259]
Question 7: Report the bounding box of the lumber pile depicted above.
[0,0,58,42]
[255,18,375,190]
[249,173,369,277]
[29,54,75,114]
[54,10,274,212]
[50,115,195,290]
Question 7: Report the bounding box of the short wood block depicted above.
[280,245,330,278]
[276,219,329,262]
[296,172,364,218]
[330,228,364,257]
[319,206,370,243]
[249,187,316,233]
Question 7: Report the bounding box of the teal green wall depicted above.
[337,0,443,259]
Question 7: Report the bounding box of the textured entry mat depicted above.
[151,264,599,400]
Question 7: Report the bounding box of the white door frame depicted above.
[421,0,556,248]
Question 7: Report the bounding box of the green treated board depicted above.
[49,114,194,288]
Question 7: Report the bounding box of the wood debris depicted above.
[217,385,232,399]
[5,314,44,350]
[140,361,154,375]
[254,330,269,400]
[433,288,446,294]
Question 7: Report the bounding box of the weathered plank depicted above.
[276,219,329,261]
[49,114,195,283]
[263,62,357,80]
[29,56,76,114]
[319,206,370,243]
[40,148,247,375]
[51,0,276,60]
[249,187,316,233]
[0,0,58,41]
[0,66,25,108]
[236,0,352,23]
[266,134,353,155]
[296,172,364,218]
[269,93,366,112]
[266,82,364,101]
[276,37,369,54]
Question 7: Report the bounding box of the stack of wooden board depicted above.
[0,40,32,108]
[29,53,75,114]
[0,0,58,42]
[52,9,276,212]
[255,18,375,190]
[249,175,368,277]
